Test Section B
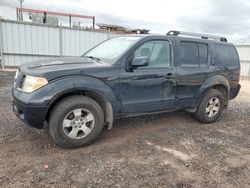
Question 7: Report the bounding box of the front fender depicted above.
[49,75,121,115]
[14,75,121,118]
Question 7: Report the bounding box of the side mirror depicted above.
[131,56,149,68]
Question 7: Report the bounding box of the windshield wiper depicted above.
[83,55,101,62]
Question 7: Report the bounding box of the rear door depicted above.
[175,41,210,107]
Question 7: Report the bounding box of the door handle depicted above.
[165,73,173,79]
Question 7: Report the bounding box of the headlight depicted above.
[20,75,48,93]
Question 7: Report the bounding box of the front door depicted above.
[119,39,177,115]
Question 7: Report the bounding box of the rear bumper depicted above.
[229,84,241,100]
[12,91,48,129]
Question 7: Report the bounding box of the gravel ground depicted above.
[0,71,250,188]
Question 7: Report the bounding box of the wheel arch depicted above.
[44,75,120,130]
[194,75,230,107]
[45,89,114,129]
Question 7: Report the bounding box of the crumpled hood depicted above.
[20,57,112,81]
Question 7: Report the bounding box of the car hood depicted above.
[20,57,114,81]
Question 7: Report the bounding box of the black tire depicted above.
[49,95,104,148]
[194,89,225,123]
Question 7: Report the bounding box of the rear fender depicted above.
[193,75,230,106]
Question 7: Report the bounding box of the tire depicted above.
[49,95,104,148]
[194,89,225,123]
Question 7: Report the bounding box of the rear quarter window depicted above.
[215,45,239,66]
[198,44,208,67]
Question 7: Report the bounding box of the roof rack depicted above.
[166,30,227,42]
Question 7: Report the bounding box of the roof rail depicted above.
[166,30,227,42]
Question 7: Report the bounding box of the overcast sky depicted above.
[0,0,250,42]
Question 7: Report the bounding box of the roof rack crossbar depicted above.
[166,30,227,42]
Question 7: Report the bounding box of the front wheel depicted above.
[194,89,225,123]
[49,95,104,148]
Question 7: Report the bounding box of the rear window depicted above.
[215,45,239,66]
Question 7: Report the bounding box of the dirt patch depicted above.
[0,71,250,187]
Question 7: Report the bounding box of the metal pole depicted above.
[107,28,110,39]
[16,8,19,21]
[59,25,62,57]
[20,1,23,21]
[18,9,21,21]
[43,12,47,24]
[69,15,71,27]
[0,21,5,69]
[93,17,95,29]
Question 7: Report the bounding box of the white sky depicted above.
[1,0,250,42]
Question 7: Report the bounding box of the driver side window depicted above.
[133,40,171,68]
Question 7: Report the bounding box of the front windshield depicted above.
[83,36,141,63]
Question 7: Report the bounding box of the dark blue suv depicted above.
[12,31,241,148]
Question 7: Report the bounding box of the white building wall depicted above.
[235,45,250,76]
[0,20,118,67]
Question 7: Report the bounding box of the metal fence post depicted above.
[107,28,111,39]
[0,20,5,69]
[59,25,62,57]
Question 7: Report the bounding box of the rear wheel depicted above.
[194,89,225,123]
[49,95,104,148]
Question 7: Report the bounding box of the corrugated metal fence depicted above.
[0,20,118,67]
[235,45,250,77]
[1,20,250,77]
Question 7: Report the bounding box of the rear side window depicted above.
[179,42,199,67]
[215,45,239,66]
[179,42,208,67]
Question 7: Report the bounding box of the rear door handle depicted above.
[165,73,173,79]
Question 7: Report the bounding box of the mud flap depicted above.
[105,102,113,130]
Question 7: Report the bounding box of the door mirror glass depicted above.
[131,56,149,67]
